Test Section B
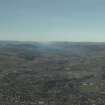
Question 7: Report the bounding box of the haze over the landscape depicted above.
[0,0,105,41]
[1,1,105,104]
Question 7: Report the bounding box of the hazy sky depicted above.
[0,0,105,41]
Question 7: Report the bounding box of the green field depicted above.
[80,84,98,93]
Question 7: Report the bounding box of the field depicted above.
[0,41,105,104]
[80,84,98,93]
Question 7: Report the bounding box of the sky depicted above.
[0,0,105,42]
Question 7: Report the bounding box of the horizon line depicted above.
[1,40,105,43]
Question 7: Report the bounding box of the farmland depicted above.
[0,41,105,104]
